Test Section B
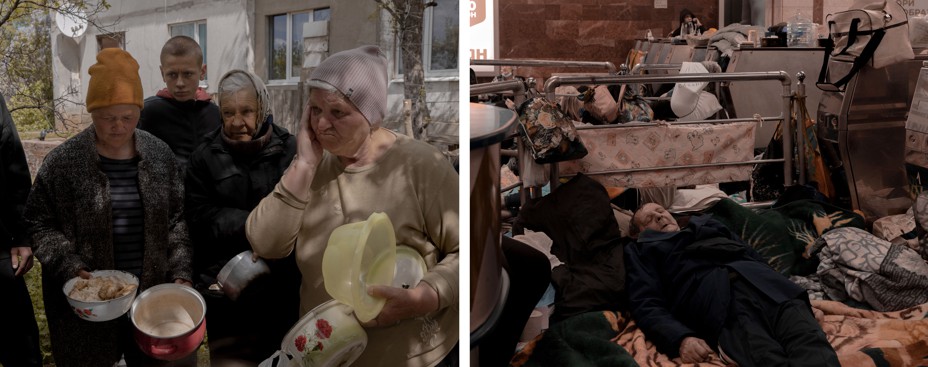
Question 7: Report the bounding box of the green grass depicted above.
[24,261,53,366]
[25,262,211,366]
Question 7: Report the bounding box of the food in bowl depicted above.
[63,269,139,322]
[68,276,138,302]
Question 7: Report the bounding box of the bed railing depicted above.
[541,71,800,207]
[471,59,619,75]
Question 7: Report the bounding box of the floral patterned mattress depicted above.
[558,122,756,188]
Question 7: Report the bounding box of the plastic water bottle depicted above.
[787,10,815,47]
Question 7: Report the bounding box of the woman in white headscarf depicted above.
[185,69,300,365]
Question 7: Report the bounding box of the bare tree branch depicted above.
[0,0,24,29]
[1,0,113,133]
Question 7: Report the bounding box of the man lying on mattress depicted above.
[625,203,841,367]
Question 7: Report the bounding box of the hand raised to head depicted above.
[296,102,324,167]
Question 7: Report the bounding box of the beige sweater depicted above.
[246,132,458,367]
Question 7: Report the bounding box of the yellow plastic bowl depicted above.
[322,212,396,323]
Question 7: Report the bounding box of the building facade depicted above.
[50,0,459,135]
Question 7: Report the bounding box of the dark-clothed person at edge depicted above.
[0,91,42,367]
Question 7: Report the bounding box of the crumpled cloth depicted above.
[514,229,563,270]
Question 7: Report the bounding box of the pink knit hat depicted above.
[309,45,388,127]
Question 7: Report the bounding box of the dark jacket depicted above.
[624,215,805,358]
[24,127,192,366]
[138,93,220,171]
[185,119,297,283]
[671,8,707,37]
[516,173,627,322]
[0,93,31,251]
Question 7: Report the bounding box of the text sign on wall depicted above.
[900,0,928,16]
[470,0,495,73]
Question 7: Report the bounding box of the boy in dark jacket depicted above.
[139,35,220,170]
[626,203,839,366]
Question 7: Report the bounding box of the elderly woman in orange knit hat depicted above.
[24,48,193,366]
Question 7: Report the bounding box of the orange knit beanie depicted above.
[86,48,143,112]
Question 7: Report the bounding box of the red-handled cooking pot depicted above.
[129,283,207,361]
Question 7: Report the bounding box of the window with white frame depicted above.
[169,20,207,84]
[396,0,459,77]
[269,8,331,82]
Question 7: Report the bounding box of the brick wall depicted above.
[496,0,718,82]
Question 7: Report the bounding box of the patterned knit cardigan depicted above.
[24,126,192,366]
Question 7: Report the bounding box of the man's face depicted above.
[160,53,205,102]
[634,203,680,233]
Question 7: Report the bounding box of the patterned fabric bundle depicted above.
[517,97,588,164]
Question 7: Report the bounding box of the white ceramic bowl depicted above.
[62,270,139,322]
[322,212,396,323]
[281,300,368,367]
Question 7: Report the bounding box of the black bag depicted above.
[751,120,786,201]
[516,97,589,164]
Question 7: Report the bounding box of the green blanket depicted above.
[512,311,638,367]
[705,198,865,275]
[512,301,928,367]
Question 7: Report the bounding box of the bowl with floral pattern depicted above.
[281,299,367,367]
[63,269,139,322]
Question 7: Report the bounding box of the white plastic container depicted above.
[787,10,815,48]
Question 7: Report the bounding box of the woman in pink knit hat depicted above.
[246,45,459,367]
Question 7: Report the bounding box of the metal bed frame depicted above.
[471,59,619,75]
[470,64,806,209]
[538,71,801,208]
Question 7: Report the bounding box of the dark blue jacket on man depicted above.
[624,214,806,358]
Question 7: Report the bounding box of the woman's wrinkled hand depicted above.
[360,283,440,328]
[77,269,92,279]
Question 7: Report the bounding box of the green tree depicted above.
[0,0,112,133]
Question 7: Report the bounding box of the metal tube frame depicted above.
[470,79,528,106]
[542,71,797,203]
[471,59,618,75]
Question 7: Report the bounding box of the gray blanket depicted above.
[709,23,767,57]
[812,227,928,311]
